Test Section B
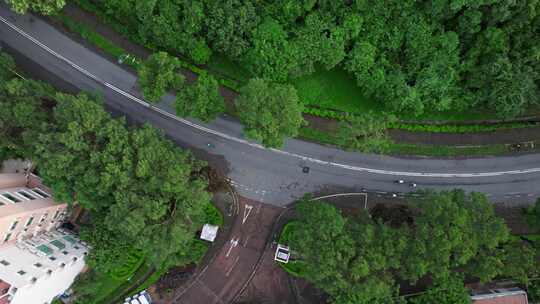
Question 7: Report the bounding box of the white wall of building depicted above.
[0,230,88,304]
[10,258,85,304]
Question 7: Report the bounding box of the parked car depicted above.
[124,290,152,304]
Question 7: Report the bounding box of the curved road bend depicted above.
[1,7,539,206]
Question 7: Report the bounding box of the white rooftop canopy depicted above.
[200,224,219,242]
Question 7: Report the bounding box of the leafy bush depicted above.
[529,280,540,303]
[297,127,336,146]
[191,239,210,263]
[303,104,539,134]
[203,202,224,226]
[303,106,346,121]
[389,121,540,133]
[278,221,309,277]
[109,249,145,280]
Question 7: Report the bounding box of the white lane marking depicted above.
[312,193,368,200]
[243,235,251,247]
[3,15,540,179]
[225,255,240,277]
[225,238,239,258]
[242,204,253,225]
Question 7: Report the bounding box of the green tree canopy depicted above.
[34,92,210,267]
[0,52,16,82]
[402,190,509,283]
[499,241,539,284]
[287,199,358,302]
[525,198,540,231]
[237,78,305,147]
[409,275,471,304]
[175,73,225,122]
[79,216,134,275]
[96,0,539,117]
[245,18,296,82]
[283,191,523,303]
[137,52,185,103]
[0,55,55,160]
[5,0,65,15]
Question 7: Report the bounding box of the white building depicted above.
[0,174,88,304]
[0,229,88,304]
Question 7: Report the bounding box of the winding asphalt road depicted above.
[1,7,539,206]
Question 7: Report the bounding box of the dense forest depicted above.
[282,193,540,303]
[87,0,539,117]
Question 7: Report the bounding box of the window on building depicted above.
[31,189,49,198]
[74,246,80,250]
[33,263,42,268]
[30,277,37,284]
[25,216,34,227]
[72,257,78,262]
[62,251,68,255]
[9,221,18,231]
[3,233,11,243]
[53,210,60,220]
[39,213,48,223]
[48,256,56,261]
[17,270,26,276]
[0,260,9,266]
[46,269,52,275]
[16,191,35,200]
[1,193,21,203]
[60,263,65,268]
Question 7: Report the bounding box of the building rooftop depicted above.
[0,229,88,288]
[200,224,218,242]
[472,288,528,304]
[0,174,62,219]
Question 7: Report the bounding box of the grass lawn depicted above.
[290,67,501,122]
[291,68,381,114]
[206,53,251,83]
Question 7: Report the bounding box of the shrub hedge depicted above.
[389,121,540,133]
[303,106,347,121]
[109,249,145,281]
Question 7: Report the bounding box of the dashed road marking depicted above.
[225,256,240,277]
